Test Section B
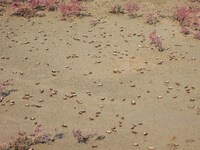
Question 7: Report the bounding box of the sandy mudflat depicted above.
[0,0,200,149]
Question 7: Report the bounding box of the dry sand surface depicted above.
[0,0,200,149]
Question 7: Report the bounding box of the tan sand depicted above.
[0,0,200,149]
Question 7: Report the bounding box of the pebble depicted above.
[157,96,162,99]
[91,145,97,148]
[106,130,112,134]
[62,124,68,128]
[131,101,136,105]
[133,143,139,146]
[144,132,148,136]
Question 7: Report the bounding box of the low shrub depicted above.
[109,4,124,14]
[146,12,159,25]
[193,30,200,39]
[149,30,163,51]
[59,0,84,20]
[124,2,139,18]
[9,2,35,17]
[181,27,190,34]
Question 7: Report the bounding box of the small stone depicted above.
[174,143,179,146]
[89,117,94,121]
[133,143,139,146]
[190,98,195,101]
[30,117,35,120]
[157,96,162,99]
[91,145,97,148]
[165,81,170,84]
[40,89,44,93]
[131,101,136,105]
[144,132,148,136]
[106,130,112,134]
[148,146,156,150]
[62,124,68,127]
[158,60,163,65]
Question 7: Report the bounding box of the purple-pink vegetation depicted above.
[124,2,139,16]
[0,0,13,5]
[146,12,159,25]
[174,6,191,26]
[181,27,190,35]
[0,79,13,95]
[8,0,57,17]
[9,2,33,17]
[189,0,200,2]
[29,0,57,11]
[193,30,200,40]
[72,130,89,143]
[173,6,200,37]
[59,0,83,20]
[0,127,64,150]
[149,30,163,50]
[192,16,200,30]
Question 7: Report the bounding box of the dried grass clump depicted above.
[146,12,159,25]
[72,129,96,143]
[109,4,124,14]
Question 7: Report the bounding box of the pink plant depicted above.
[0,79,13,96]
[59,0,83,18]
[0,128,64,150]
[9,2,34,17]
[181,27,190,34]
[189,0,200,2]
[174,6,191,26]
[29,0,57,11]
[73,130,89,143]
[192,16,200,30]
[124,2,139,17]
[149,30,163,50]
[146,12,159,25]
[193,30,200,40]
[0,0,12,5]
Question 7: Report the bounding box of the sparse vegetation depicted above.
[193,30,200,39]
[173,6,191,26]
[181,26,190,35]
[146,12,159,25]
[72,130,95,143]
[0,127,64,150]
[173,5,200,38]
[149,30,163,51]
[109,4,124,14]
[29,0,57,11]
[59,0,84,20]
[0,79,13,97]
[9,2,34,17]
[124,2,139,18]
[8,0,57,17]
